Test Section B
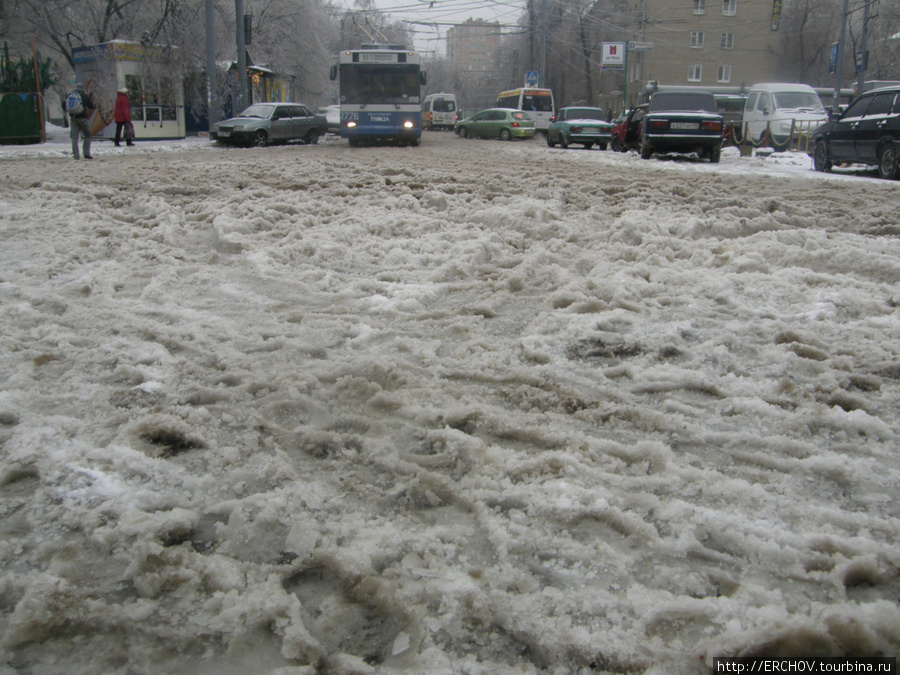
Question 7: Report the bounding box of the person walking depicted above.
[66,86,95,160]
[114,88,134,147]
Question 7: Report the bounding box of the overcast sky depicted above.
[364,0,527,56]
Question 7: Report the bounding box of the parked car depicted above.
[810,85,900,180]
[316,105,341,135]
[742,83,828,148]
[610,104,648,152]
[455,108,536,141]
[640,91,724,162]
[714,94,747,128]
[212,103,327,147]
[546,106,613,149]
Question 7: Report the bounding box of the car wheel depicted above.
[611,135,624,152]
[305,130,320,145]
[640,141,652,160]
[546,133,555,148]
[877,142,899,180]
[254,130,268,147]
[708,145,721,163]
[457,127,469,139]
[813,142,832,173]
[560,135,569,149]
[500,128,512,141]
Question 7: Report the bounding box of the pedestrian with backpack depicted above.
[114,87,134,147]
[66,85,96,160]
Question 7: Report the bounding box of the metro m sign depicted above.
[601,42,626,70]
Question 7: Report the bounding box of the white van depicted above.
[496,88,555,132]
[742,83,828,148]
[422,93,458,130]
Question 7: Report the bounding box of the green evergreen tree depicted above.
[0,41,57,93]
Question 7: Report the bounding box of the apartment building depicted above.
[447,19,502,74]
[632,0,782,90]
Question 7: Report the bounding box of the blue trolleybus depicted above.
[330,44,427,146]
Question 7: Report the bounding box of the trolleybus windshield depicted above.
[340,64,421,105]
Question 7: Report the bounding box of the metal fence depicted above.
[726,119,820,153]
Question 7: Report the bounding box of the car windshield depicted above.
[650,93,717,113]
[773,92,825,112]
[715,97,745,113]
[565,108,605,121]
[237,105,274,119]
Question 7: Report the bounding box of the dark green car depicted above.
[547,106,613,150]
[455,108,536,141]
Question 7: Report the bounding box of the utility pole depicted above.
[538,0,547,88]
[236,0,248,110]
[205,0,218,128]
[832,0,849,112]
[855,0,871,94]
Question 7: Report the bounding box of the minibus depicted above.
[422,93,458,130]
[495,88,555,131]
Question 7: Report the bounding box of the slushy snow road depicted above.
[1,130,898,674]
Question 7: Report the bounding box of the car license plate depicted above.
[219,130,231,137]
[585,127,599,133]
[670,122,699,130]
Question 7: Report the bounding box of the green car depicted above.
[547,106,613,150]
[455,108,536,141]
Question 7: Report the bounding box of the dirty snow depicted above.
[0,126,899,674]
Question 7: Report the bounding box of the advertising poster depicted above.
[601,42,626,70]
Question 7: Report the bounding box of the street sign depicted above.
[628,41,653,52]
[828,42,838,75]
[525,71,538,86]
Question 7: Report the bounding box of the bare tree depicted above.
[779,0,844,85]
[854,0,900,81]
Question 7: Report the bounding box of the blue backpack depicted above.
[66,91,84,116]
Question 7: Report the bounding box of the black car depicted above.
[810,85,900,180]
[640,91,724,162]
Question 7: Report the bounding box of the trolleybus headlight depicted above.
[345,121,357,128]
[403,120,415,129]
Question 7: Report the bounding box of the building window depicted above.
[691,32,704,48]
[717,65,732,82]
[721,33,734,49]
[694,0,706,14]
[723,0,737,15]
[688,64,702,82]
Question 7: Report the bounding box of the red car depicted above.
[610,104,648,152]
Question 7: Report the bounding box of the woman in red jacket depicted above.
[114,88,134,147]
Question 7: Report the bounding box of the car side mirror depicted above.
[763,107,770,115]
